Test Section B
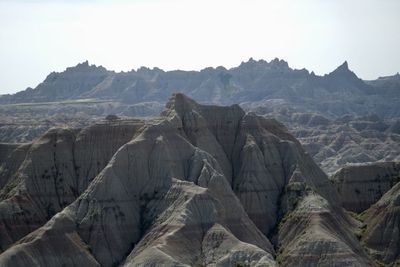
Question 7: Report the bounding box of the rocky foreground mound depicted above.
[1,94,398,266]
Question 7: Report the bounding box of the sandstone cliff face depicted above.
[0,94,375,266]
[0,119,144,251]
[331,162,400,212]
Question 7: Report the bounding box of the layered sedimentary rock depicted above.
[0,94,374,266]
[244,100,400,175]
[0,119,144,251]
[277,193,371,266]
[362,181,400,265]
[1,59,399,180]
[1,59,399,119]
[0,100,162,143]
[331,162,400,212]
[0,143,21,164]
[0,143,31,190]
[324,162,400,266]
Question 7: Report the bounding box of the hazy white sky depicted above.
[0,0,399,94]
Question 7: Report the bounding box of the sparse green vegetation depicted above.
[234,261,249,267]
[278,210,294,230]
[275,246,285,265]
[83,243,92,253]
[2,178,19,195]
[348,211,365,222]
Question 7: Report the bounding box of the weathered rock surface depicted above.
[331,162,400,213]
[0,143,31,190]
[277,193,372,267]
[0,61,109,103]
[362,181,400,265]
[0,100,162,143]
[0,143,21,164]
[1,58,399,178]
[245,102,400,174]
[0,119,144,251]
[0,94,374,266]
[1,59,399,119]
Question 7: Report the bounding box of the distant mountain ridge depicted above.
[1,58,399,118]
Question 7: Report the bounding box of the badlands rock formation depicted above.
[327,161,400,265]
[331,162,400,212]
[0,119,144,251]
[1,58,399,176]
[1,59,399,119]
[0,100,161,143]
[244,103,400,175]
[362,180,400,265]
[0,94,377,266]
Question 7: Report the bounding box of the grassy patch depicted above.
[347,210,365,222]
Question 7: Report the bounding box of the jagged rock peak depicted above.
[79,60,89,67]
[339,60,349,69]
[136,66,164,74]
[64,60,107,73]
[42,61,108,84]
[332,60,350,72]
[163,93,200,115]
[70,60,90,70]
[238,57,264,66]
[163,93,245,118]
[237,57,289,71]
[327,60,360,79]
[330,61,351,74]
[270,57,289,68]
